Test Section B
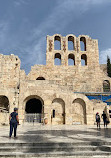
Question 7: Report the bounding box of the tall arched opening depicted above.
[72,98,87,124]
[51,98,65,125]
[103,80,110,92]
[54,53,61,65]
[25,96,44,123]
[54,36,61,50]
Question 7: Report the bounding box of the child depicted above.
[96,112,100,128]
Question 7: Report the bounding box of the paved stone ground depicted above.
[0,124,111,143]
[0,123,111,157]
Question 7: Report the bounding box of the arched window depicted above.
[68,54,75,65]
[68,36,74,50]
[54,53,61,65]
[80,37,86,51]
[81,54,87,66]
[36,77,45,80]
[54,36,61,50]
[103,80,110,92]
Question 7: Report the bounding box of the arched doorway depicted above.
[72,98,87,124]
[25,98,42,113]
[51,98,65,125]
[0,96,9,113]
[25,96,44,123]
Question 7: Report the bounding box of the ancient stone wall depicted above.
[27,34,111,93]
[0,34,110,125]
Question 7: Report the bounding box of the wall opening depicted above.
[103,80,110,92]
[54,36,61,50]
[36,77,45,80]
[80,37,86,51]
[54,53,61,65]
[25,98,42,113]
[72,98,87,124]
[52,109,55,118]
[0,96,9,113]
[52,98,65,124]
[68,54,75,65]
[81,54,87,66]
[68,36,74,50]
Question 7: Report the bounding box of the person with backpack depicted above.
[96,112,100,128]
[9,108,19,138]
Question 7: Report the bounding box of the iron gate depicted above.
[25,113,44,123]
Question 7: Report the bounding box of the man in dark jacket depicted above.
[101,111,107,128]
[9,108,19,138]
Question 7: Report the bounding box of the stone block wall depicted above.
[0,34,110,125]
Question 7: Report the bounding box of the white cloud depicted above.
[14,0,29,6]
[0,0,111,73]
[0,22,9,46]
[99,48,111,64]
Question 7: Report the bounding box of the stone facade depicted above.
[0,34,110,125]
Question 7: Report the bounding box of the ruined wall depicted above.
[27,34,111,93]
[18,79,105,125]
[0,34,110,125]
[0,54,21,114]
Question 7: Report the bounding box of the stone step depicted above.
[0,142,111,146]
[0,151,111,157]
[0,146,103,152]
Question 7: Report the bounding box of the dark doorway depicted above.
[25,98,42,113]
[0,96,9,112]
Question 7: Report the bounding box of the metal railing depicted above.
[24,113,44,123]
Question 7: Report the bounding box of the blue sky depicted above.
[0,0,111,74]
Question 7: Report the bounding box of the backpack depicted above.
[96,114,100,121]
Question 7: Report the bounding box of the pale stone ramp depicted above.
[0,124,111,157]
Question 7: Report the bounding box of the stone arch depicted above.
[24,95,44,123]
[68,36,74,50]
[51,98,65,124]
[54,35,61,50]
[54,53,61,65]
[68,54,75,65]
[80,37,86,51]
[24,95,44,113]
[81,54,87,66]
[0,96,9,113]
[103,80,110,92]
[36,77,45,80]
[66,34,76,51]
[72,98,87,124]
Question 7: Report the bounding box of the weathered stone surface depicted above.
[0,34,110,125]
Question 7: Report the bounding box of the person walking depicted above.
[101,111,107,128]
[9,108,19,138]
[96,112,100,128]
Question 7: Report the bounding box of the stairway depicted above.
[0,125,111,157]
[0,141,111,157]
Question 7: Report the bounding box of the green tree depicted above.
[107,56,111,77]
